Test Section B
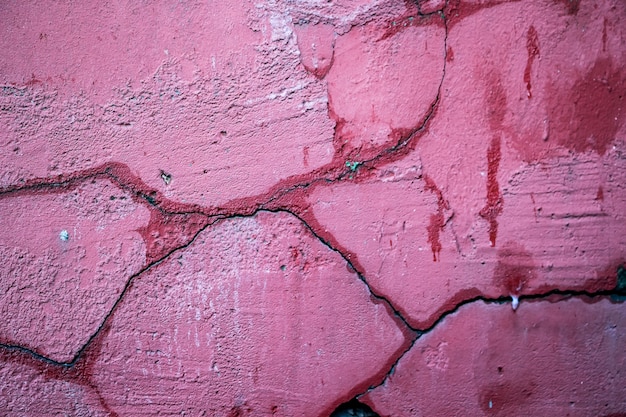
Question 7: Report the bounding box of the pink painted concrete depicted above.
[363,297,626,416]
[1,0,625,415]
[0,179,148,362]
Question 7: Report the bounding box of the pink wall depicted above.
[1,0,625,415]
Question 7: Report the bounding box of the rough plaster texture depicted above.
[0,0,625,416]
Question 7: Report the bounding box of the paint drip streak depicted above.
[524,25,540,98]
[424,175,450,261]
[479,136,503,247]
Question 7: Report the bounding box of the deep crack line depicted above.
[0,217,218,367]
[358,288,626,396]
[0,10,451,366]
[0,0,449,397]
[278,208,420,334]
[0,206,417,367]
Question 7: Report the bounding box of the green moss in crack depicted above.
[616,264,626,294]
[345,161,361,172]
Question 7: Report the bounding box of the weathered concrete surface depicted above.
[309,0,626,329]
[1,0,625,415]
[363,297,626,416]
[1,212,408,416]
[0,178,148,362]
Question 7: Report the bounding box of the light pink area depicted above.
[0,0,259,103]
[0,1,335,206]
[327,20,445,153]
[363,297,626,416]
[295,23,336,79]
[91,212,407,416]
[0,179,148,362]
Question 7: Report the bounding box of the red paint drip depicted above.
[492,242,536,296]
[602,18,608,53]
[523,25,540,99]
[553,0,580,15]
[446,46,454,62]
[595,185,604,201]
[479,136,503,247]
[424,174,450,261]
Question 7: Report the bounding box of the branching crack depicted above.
[0,0,455,409]
[0,2,621,417]
[358,288,626,397]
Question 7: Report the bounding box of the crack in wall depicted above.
[355,287,626,400]
[1,0,624,415]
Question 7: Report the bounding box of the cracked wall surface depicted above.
[1,0,625,416]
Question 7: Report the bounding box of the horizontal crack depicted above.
[358,286,626,396]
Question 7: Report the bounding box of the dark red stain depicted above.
[445,0,520,30]
[424,174,450,261]
[602,17,608,52]
[592,259,625,293]
[595,185,604,201]
[0,323,118,416]
[479,136,504,247]
[479,379,537,413]
[523,25,540,99]
[554,0,580,15]
[446,46,454,62]
[137,210,210,264]
[479,74,507,246]
[548,58,626,155]
[492,242,537,295]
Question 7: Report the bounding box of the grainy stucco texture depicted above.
[1,0,625,416]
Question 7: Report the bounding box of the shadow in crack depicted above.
[330,399,379,417]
